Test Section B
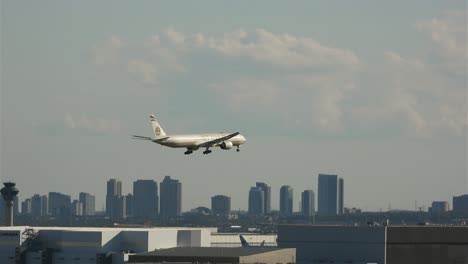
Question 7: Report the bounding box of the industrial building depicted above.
[128,247,296,264]
[278,224,468,264]
[0,226,211,264]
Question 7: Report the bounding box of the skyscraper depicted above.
[318,174,342,216]
[106,179,123,219]
[338,178,344,215]
[48,192,71,216]
[255,182,271,214]
[133,180,159,218]
[160,176,182,219]
[71,200,83,216]
[211,195,231,215]
[301,190,315,217]
[429,201,449,213]
[41,195,48,216]
[248,187,264,215]
[79,192,95,216]
[125,194,133,216]
[116,195,127,219]
[280,185,293,216]
[31,194,44,217]
[21,198,31,215]
[453,194,468,212]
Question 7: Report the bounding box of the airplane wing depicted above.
[132,135,152,140]
[197,132,240,148]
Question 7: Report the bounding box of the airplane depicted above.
[132,114,246,155]
[239,235,266,247]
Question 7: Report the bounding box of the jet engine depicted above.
[220,141,233,150]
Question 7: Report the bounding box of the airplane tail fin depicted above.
[239,235,250,247]
[260,240,265,247]
[149,114,166,137]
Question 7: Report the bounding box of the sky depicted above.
[1,1,467,212]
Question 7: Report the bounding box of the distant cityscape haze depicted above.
[1,1,466,212]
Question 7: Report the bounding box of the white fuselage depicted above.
[152,133,246,149]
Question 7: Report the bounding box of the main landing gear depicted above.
[184,149,193,155]
[237,146,240,152]
[203,148,212,155]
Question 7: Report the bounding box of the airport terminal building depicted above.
[278,225,468,264]
[0,226,211,264]
[1,225,467,263]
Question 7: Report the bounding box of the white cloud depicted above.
[204,28,360,69]
[146,34,186,72]
[392,93,429,137]
[64,114,121,134]
[91,25,465,137]
[209,74,356,132]
[210,79,280,112]
[127,59,159,85]
[416,10,467,74]
[285,74,357,132]
[150,28,360,70]
[416,10,466,58]
[384,51,425,71]
[162,27,187,49]
[353,48,466,138]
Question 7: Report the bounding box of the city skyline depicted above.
[13,175,466,215]
[1,1,466,212]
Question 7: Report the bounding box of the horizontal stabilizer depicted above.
[153,136,170,142]
[132,135,152,140]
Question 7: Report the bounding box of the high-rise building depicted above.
[301,190,315,217]
[106,179,122,197]
[71,200,83,216]
[31,194,44,217]
[280,185,293,216]
[318,174,340,216]
[116,196,127,219]
[106,179,123,219]
[160,176,182,219]
[133,180,159,218]
[338,178,344,215]
[211,195,231,215]
[429,201,449,213]
[79,192,95,216]
[248,187,264,215]
[125,194,133,216]
[453,194,468,212]
[48,192,71,216]
[21,198,32,215]
[255,182,271,214]
[41,195,48,216]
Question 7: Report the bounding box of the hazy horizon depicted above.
[1,1,466,212]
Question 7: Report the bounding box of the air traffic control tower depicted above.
[0,182,19,226]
